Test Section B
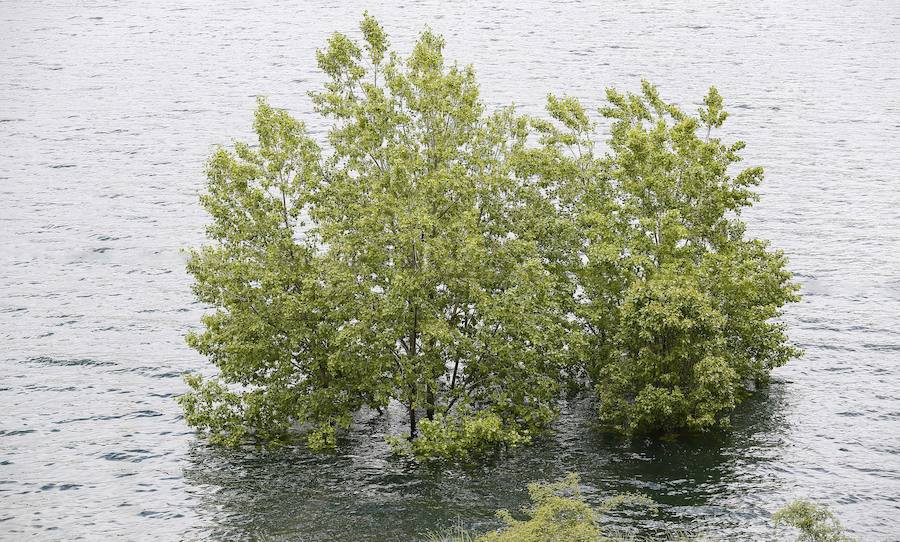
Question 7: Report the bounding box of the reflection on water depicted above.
[179,389,790,541]
[2,0,899,539]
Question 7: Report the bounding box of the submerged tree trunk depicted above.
[425,385,435,421]
[407,304,419,439]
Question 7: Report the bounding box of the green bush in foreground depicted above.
[428,476,855,542]
[477,474,605,542]
[773,500,857,542]
[429,474,648,542]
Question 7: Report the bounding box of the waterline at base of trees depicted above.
[178,14,800,462]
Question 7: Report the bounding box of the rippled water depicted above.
[2,1,899,540]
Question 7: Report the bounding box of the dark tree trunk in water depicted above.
[408,405,417,439]
[426,385,435,421]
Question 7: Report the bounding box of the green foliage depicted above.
[473,474,658,542]
[181,15,575,456]
[395,410,531,461]
[428,492,855,542]
[180,15,800,456]
[477,474,602,542]
[520,81,801,436]
[177,97,368,449]
[774,500,857,542]
[426,496,857,542]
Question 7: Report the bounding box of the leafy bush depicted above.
[774,500,857,542]
[477,474,603,542]
[430,487,856,542]
[389,410,530,462]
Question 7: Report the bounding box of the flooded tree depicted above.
[179,14,576,457]
[521,82,801,436]
[180,15,800,458]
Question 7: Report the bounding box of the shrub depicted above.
[774,500,857,542]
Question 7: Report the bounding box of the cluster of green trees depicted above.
[179,14,800,459]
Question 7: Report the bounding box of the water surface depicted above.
[2,1,899,539]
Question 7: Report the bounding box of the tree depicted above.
[180,15,801,454]
[179,14,576,457]
[179,99,369,449]
[525,82,801,436]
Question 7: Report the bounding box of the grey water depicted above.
[2,0,899,540]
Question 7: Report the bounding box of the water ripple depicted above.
[1,0,899,540]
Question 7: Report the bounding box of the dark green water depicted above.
[180,391,793,540]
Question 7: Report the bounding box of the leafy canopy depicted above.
[180,13,575,456]
[517,81,801,436]
[180,14,800,456]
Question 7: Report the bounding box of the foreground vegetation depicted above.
[179,14,800,459]
[426,476,855,542]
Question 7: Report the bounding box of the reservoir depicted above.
[2,1,899,539]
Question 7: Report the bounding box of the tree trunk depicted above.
[408,405,417,440]
[426,385,435,421]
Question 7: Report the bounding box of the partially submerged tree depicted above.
[181,15,800,457]
[590,83,800,435]
[520,82,800,436]
[180,14,576,456]
[179,100,368,449]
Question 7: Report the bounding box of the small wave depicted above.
[0,430,36,437]
[100,449,164,463]
[861,343,900,352]
[138,510,185,519]
[54,410,163,425]
[25,357,116,368]
[109,366,185,379]
[23,384,78,392]
[38,483,82,491]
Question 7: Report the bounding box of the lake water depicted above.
[2,1,899,540]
